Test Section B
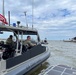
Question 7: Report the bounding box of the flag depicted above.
[0,14,8,24]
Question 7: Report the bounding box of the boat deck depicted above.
[41,65,76,75]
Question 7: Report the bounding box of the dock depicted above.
[40,65,76,75]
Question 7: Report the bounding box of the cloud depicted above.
[0,0,76,40]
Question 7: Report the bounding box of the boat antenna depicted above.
[2,0,5,25]
[8,11,10,26]
[24,11,28,28]
[32,0,34,28]
[2,0,5,16]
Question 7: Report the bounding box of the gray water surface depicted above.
[27,40,76,75]
[47,40,76,67]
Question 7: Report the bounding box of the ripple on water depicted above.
[47,40,76,68]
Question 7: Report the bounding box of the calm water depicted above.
[47,40,76,67]
[27,40,76,75]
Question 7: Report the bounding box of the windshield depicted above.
[0,31,16,43]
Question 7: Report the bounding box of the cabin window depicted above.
[0,31,14,43]
[22,35,38,42]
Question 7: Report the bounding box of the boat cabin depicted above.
[0,25,41,59]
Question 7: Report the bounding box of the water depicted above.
[47,40,76,67]
[29,40,76,75]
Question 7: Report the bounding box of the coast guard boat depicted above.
[0,25,50,75]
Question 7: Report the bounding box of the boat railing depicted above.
[0,24,37,31]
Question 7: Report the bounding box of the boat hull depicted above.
[3,45,50,75]
[5,49,50,75]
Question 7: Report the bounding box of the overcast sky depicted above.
[0,0,76,40]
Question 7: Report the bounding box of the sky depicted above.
[0,0,76,40]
